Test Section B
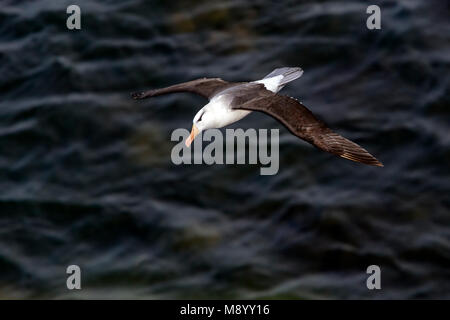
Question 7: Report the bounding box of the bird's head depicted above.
[185,107,214,147]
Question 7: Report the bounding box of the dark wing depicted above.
[131,78,238,100]
[233,92,383,167]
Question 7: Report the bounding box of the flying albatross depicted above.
[131,67,383,167]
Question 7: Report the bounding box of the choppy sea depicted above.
[0,0,449,299]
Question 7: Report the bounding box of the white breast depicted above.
[207,94,252,128]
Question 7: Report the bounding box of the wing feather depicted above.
[233,93,383,167]
[131,78,238,100]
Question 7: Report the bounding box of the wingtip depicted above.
[131,92,144,100]
[369,157,384,167]
[340,152,384,168]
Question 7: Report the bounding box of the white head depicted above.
[185,105,215,147]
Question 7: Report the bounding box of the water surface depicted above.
[0,0,449,299]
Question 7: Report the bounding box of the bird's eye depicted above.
[197,112,204,122]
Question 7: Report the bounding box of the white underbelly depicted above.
[215,109,252,128]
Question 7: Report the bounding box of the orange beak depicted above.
[185,124,200,147]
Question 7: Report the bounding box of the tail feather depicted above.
[263,67,303,86]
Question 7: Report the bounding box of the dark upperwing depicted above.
[131,78,241,100]
[230,86,383,167]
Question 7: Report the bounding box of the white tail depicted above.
[256,67,303,92]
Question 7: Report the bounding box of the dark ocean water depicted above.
[0,0,449,299]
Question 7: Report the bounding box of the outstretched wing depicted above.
[232,92,383,167]
[131,78,238,100]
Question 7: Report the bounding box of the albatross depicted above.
[131,67,383,167]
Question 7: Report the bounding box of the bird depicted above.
[131,67,383,167]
